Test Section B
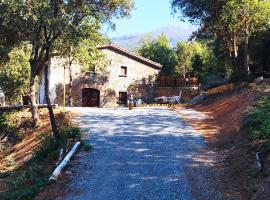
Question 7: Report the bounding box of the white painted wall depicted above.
[38,57,83,105]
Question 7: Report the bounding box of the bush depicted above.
[82,143,92,151]
[0,126,82,200]
[244,96,270,140]
[60,126,81,140]
[0,110,32,144]
[0,111,20,140]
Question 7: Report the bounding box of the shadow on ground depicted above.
[57,108,223,200]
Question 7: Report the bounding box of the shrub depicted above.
[82,143,92,151]
[0,111,20,141]
[0,126,82,200]
[244,96,270,140]
[60,126,81,140]
[0,110,32,144]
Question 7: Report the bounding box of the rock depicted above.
[254,76,264,83]
[65,170,73,175]
[248,83,257,89]
[190,94,207,105]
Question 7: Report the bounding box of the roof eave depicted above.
[97,44,163,70]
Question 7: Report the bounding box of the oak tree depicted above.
[0,0,134,141]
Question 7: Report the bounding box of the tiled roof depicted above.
[97,43,163,70]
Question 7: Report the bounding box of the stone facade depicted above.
[39,44,162,107]
[38,56,83,105]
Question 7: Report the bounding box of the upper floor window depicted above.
[120,66,127,77]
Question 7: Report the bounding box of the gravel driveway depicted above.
[62,108,222,200]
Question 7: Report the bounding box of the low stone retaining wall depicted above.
[207,83,235,95]
[138,103,188,109]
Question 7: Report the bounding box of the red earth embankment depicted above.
[181,89,270,200]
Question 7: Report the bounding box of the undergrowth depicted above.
[0,126,82,200]
[244,96,270,140]
[0,111,22,143]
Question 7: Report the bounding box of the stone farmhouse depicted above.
[38,44,162,107]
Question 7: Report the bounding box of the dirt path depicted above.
[48,107,222,200]
[177,90,268,200]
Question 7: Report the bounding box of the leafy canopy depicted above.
[0,45,31,102]
[0,0,134,72]
[137,34,177,75]
[55,19,107,72]
[171,0,270,77]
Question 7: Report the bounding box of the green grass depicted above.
[0,126,82,200]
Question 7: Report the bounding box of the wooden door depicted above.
[82,88,100,107]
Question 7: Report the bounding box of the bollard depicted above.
[129,101,134,110]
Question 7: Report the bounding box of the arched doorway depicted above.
[82,88,100,107]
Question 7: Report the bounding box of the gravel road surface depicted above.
[61,108,222,200]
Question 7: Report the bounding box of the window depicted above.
[119,92,127,104]
[120,66,127,77]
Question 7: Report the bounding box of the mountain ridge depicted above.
[111,25,197,50]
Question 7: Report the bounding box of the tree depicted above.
[171,0,270,79]
[250,28,270,75]
[0,0,134,141]
[175,40,226,82]
[0,44,30,103]
[217,0,270,76]
[56,21,107,107]
[175,41,204,77]
[137,34,177,75]
[0,2,29,63]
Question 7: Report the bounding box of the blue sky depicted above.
[104,0,193,37]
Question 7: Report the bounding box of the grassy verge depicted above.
[0,110,82,200]
[244,95,270,158]
[244,96,270,141]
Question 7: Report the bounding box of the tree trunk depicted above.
[232,35,239,73]
[29,26,42,127]
[243,35,250,76]
[68,61,73,107]
[44,59,61,142]
[63,65,66,108]
[29,68,39,127]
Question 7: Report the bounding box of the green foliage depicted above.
[0,111,24,143]
[0,44,30,102]
[0,0,134,77]
[60,126,81,141]
[171,0,270,77]
[82,143,93,151]
[137,34,177,75]
[175,40,226,81]
[244,96,270,140]
[250,28,270,74]
[35,126,82,162]
[0,163,48,200]
[0,2,29,61]
[55,19,108,72]
[33,134,60,163]
[0,126,82,200]
[137,35,226,81]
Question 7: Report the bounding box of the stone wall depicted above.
[155,87,199,103]
[38,49,159,107]
[38,57,83,106]
[67,49,159,107]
